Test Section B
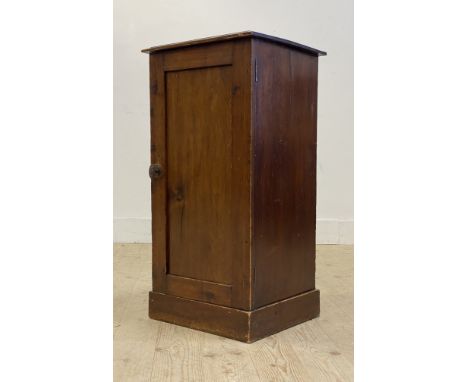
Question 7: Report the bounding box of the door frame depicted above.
[149,40,253,310]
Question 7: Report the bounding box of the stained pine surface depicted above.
[114,244,353,382]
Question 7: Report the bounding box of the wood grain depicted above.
[229,39,253,309]
[142,31,327,56]
[114,244,354,381]
[146,34,325,341]
[252,39,319,308]
[165,274,232,306]
[149,53,167,293]
[166,65,234,285]
[149,289,318,343]
[148,40,253,312]
[163,42,233,71]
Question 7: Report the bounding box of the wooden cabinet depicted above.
[142,31,326,342]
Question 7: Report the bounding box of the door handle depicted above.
[149,164,163,180]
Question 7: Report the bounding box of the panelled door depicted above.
[149,41,252,310]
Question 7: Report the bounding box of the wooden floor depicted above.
[114,244,353,381]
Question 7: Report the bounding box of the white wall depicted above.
[114,0,353,244]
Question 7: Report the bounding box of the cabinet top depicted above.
[142,31,326,56]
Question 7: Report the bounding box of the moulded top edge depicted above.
[141,31,327,56]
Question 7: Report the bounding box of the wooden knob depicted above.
[149,164,162,180]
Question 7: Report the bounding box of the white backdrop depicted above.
[114,0,353,243]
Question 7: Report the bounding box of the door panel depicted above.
[166,65,234,285]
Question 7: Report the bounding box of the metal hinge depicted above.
[255,59,258,83]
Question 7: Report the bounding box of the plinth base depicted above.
[149,289,320,343]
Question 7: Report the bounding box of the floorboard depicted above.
[114,244,354,381]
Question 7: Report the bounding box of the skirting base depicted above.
[149,289,320,343]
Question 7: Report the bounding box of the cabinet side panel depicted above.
[252,40,318,308]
